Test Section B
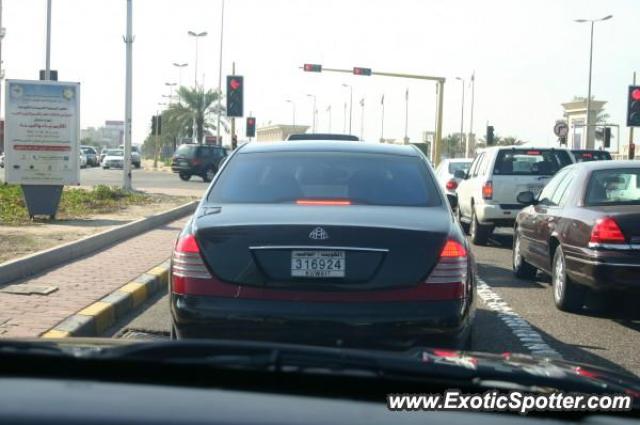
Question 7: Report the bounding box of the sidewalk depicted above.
[0,217,187,338]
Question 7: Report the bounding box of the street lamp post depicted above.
[467,72,475,158]
[575,14,612,149]
[360,97,365,141]
[326,105,331,132]
[306,94,317,132]
[172,62,188,87]
[216,0,226,148]
[342,83,353,134]
[456,77,465,158]
[165,82,176,103]
[285,99,296,127]
[187,30,207,88]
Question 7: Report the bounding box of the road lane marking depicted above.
[477,278,562,359]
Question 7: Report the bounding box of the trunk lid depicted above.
[193,204,452,290]
[586,205,640,243]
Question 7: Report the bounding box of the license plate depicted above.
[291,250,345,278]
[179,160,188,166]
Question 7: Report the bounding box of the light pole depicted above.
[342,83,353,134]
[306,94,317,132]
[456,77,465,158]
[45,0,52,80]
[285,99,296,127]
[380,94,385,143]
[343,102,347,133]
[326,105,332,132]
[187,30,207,88]
[172,62,188,87]
[575,14,612,149]
[216,0,226,148]
[165,82,176,103]
[359,97,365,140]
[123,0,134,191]
[0,0,5,122]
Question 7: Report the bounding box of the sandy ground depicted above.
[0,194,195,264]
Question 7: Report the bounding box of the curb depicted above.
[0,201,197,287]
[41,261,171,338]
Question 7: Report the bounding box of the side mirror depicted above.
[453,169,467,179]
[516,191,537,205]
[446,194,458,209]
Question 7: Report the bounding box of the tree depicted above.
[442,134,464,158]
[163,86,228,145]
[475,134,526,149]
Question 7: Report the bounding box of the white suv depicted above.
[456,146,574,245]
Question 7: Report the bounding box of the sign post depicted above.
[4,79,80,219]
[554,120,569,146]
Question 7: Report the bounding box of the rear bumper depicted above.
[565,248,640,291]
[171,293,474,349]
[172,165,203,175]
[474,202,518,227]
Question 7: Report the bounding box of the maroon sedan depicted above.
[512,160,640,312]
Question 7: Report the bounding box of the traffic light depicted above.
[246,117,256,138]
[603,127,611,148]
[353,67,372,76]
[626,85,640,127]
[151,115,162,135]
[486,125,495,146]
[303,64,322,72]
[226,75,244,117]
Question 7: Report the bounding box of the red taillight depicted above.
[425,239,468,289]
[296,199,352,206]
[172,234,212,280]
[590,217,625,244]
[446,179,458,191]
[482,181,493,200]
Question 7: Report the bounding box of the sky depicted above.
[3,0,639,149]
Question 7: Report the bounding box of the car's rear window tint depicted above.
[448,161,471,174]
[572,150,612,162]
[493,149,572,175]
[175,145,199,158]
[585,169,640,206]
[208,152,440,206]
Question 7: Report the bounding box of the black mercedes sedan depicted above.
[169,140,475,349]
[513,160,640,312]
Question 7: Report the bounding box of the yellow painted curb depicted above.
[41,329,71,338]
[147,266,169,284]
[119,282,148,308]
[77,301,115,335]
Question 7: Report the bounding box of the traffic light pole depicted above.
[230,62,236,148]
[301,66,446,166]
[629,72,636,159]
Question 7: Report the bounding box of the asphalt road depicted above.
[112,228,640,378]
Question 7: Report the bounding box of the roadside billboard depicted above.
[4,79,80,185]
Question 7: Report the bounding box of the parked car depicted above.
[286,133,360,141]
[99,148,110,164]
[456,146,574,245]
[434,158,473,206]
[118,144,142,168]
[571,149,612,162]
[79,152,88,168]
[513,160,640,312]
[80,146,99,167]
[170,140,475,349]
[101,149,125,169]
[171,143,228,182]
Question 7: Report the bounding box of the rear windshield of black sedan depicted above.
[208,152,441,206]
[585,169,640,205]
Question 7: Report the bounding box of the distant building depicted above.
[561,98,606,150]
[81,120,124,148]
[256,124,310,142]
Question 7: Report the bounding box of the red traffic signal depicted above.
[229,78,241,90]
[353,67,372,76]
[627,85,640,127]
[632,89,640,101]
[246,116,256,138]
[303,64,322,72]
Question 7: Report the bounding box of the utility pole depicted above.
[45,0,52,80]
[326,105,331,132]
[467,72,475,158]
[153,112,160,168]
[456,77,465,157]
[343,102,347,133]
[122,0,133,191]
[0,0,4,124]
[360,97,365,140]
[404,88,409,144]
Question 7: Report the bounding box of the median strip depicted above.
[41,260,171,338]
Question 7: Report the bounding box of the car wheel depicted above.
[456,206,469,234]
[469,208,491,245]
[179,172,191,181]
[203,166,216,183]
[552,246,585,312]
[513,231,537,279]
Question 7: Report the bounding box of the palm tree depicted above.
[165,86,228,144]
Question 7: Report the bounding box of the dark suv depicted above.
[171,144,228,182]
